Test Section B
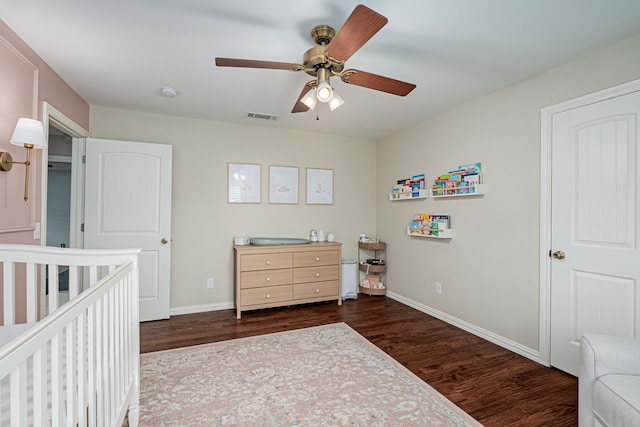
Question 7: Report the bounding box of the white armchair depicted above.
[579,333,640,426]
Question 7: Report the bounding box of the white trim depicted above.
[41,102,90,317]
[169,301,234,317]
[538,78,640,366]
[42,102,89,251]
[387,291,542,364]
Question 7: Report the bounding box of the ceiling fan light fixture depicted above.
[316,81,333,103]
[300,88,318,109]
[328,91,345,111]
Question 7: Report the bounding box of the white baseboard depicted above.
[170,301,234,316]
[386,291,543,364]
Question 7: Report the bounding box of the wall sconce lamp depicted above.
[0,118,48,201]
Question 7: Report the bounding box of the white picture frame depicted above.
[306,168,333,205]
[228,162,261,203]
[269,165,299,204]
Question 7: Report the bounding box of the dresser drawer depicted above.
[241,285,293,306]
[240,253,292,271]
[293,250,340,267]
[293,265,339,283]
[294,280,339,300]
[240,269,292,289]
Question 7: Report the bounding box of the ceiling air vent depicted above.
[246,112,280,121]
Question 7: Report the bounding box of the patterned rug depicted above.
[139,323,482,426]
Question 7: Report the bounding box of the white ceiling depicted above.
[3,1,640,139]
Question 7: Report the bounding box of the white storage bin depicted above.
[341,260,358,299]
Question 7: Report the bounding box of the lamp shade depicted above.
[301,88,318,109]
[316,81,333,102]
[10,118,47,149]
[328,92,345,111]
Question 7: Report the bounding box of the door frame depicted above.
[539,78,640,366]
[40,102,90,315]
[41,102,90,250]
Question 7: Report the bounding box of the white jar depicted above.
[318,229,325,241]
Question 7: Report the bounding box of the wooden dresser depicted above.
[233,242,342,319]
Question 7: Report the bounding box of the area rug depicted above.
[139,323,482,426]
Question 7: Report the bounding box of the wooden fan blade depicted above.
[341,70,416,96]
[291,83,314,113]
[215,57,303,71]
[326,5,388,62]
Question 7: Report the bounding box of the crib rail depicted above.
[0,245,140,427]
[1,245,140,325]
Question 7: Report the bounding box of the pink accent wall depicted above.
[0,19,89,245]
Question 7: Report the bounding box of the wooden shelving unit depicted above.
[358,241,386,296]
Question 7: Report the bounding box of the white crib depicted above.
[0,244,140,427]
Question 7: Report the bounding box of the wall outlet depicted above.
[206,277,215,289]
[434,282,442,295]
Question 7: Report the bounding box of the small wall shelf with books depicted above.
[431,183,485,198]
[389,173,427,201]
[408,213,453,239]
[431,162,484,198]
[389,189,428,200]
[407,226,453,239]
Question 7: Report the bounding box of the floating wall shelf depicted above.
[389,189,428,200]
[406,226,453,239]
[430,184,486,198]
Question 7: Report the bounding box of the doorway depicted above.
[540,79,640,375]
[41,102,89,312]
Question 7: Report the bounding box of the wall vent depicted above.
[246,112,280,121]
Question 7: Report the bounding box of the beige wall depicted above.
[377,34,640,353]
[89,107,377,311]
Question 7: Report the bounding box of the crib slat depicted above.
[51,333,63,426]
[95,299,104,426]
[101,296,113,421]
[33,346,47,427]
[69,265,80,300]
[89,266,98,288]
[66,321,76,427]
[48,264,60,315]
[3,261,16,326]
[25,262,38,323]
[76,310,86,427]
[10,361,28,426]
[87,303,96,427]
[109,287,116,419]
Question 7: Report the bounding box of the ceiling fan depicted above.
[215,4,416,113]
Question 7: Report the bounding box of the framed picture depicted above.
[228,162,261,203]
[269,165,299,204]
[306,168,333,205]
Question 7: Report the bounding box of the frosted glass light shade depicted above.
[301,88,318,109]
[316,81,333,102]
[328,92,345,111]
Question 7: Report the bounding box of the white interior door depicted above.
[550,90,640,375]
[84,138,172,321]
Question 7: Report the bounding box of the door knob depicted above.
[161,238,169,244]
[552,250,566,260]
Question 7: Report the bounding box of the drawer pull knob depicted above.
[266,260,271,265]
[315,257,320,262]
[266,294,271,298]
[315,273,320,277]
[315,288,320,293]
[266,276,271,281]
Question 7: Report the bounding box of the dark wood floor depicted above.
[140,296,577,426]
